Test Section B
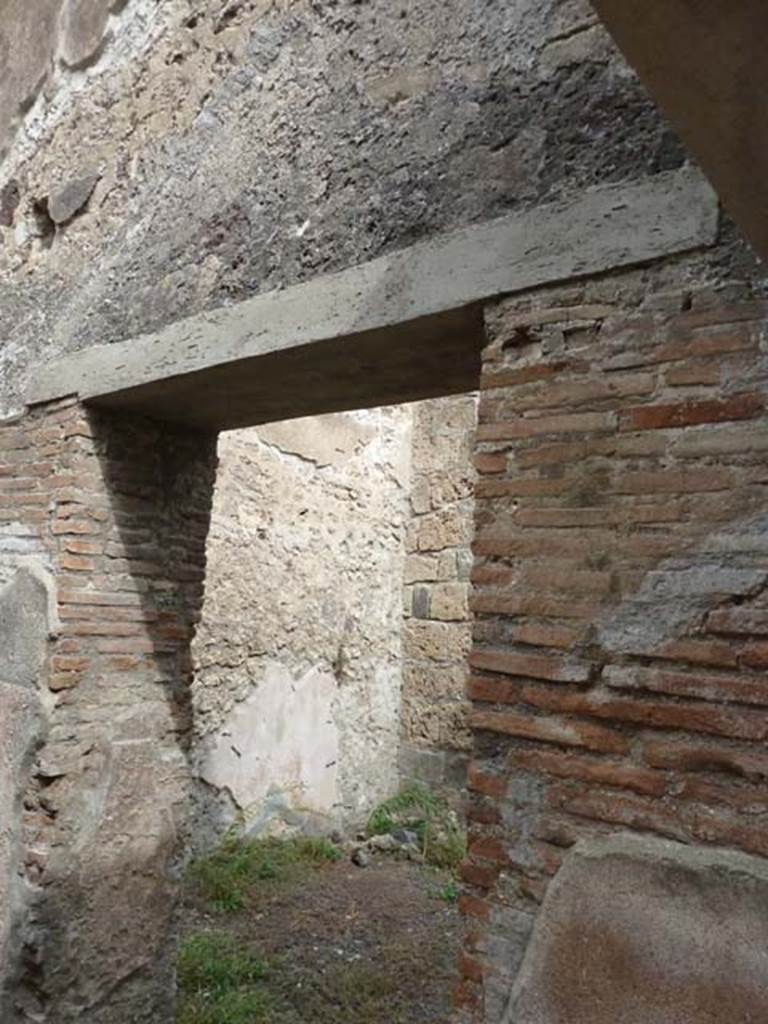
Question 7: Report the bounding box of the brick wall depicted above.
[0,399,217,1024]
[6,268,768,1023]
[458,272,768,1020]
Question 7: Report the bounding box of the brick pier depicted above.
[458,276,768,1020]
[0,401,217,1022]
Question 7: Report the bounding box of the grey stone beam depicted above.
[27,168,717,431]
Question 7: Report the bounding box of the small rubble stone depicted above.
[368,833,399,853]
[351,847,370,868]
[391,828,419,846]
[405,844,425,863]
[48,173,100,225]
[0,180,20,227]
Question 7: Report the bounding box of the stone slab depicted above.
[0,568,50,689]
[506,834,768,1024]
[0,0,62,160]
[0,682,41,1019]
[26,168,718,430]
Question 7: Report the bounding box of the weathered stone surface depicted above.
[0,0,62,160]
[257,413,376,469]
[0,682,41,1022]
[192,409,412,837]
[200,664,340,834]
[26,169,718,424]
[403,620,473,664]
[47,171,100,225]
[0,179,20,227]
[193,394,477,840]
[0,568,50,689]
[39,740,184,1022]
[0,405,218,1024]
[400,395,475,781]
[0,0,726,420]
[59,0,114,68]
[506,835,768,1024]
[0,5,764,1024]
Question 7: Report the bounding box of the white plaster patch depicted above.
[199,662,339,829]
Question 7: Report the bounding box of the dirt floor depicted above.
[178,847,463,1023]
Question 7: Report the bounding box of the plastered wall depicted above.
[192,395,479,839]
[192,407,413,835]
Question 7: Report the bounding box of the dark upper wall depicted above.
[0,0,751,415]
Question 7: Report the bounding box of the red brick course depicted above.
[460,285,768,1019]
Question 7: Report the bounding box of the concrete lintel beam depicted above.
[26,168,718,430]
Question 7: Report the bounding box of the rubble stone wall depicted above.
[400,395,478,798]
[191,407,414,838]
[0,0,703,418]
[191,396,480,841]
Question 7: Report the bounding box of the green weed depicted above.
[176,933,271,1024]
[366,783,467,872]
[438,878,460,904]
[187,835,340,913]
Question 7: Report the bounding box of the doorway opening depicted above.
[178,392,478,1022]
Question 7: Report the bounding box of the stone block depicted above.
[0,568,50,690]
[430,582,469,621]
[403,662,469,703]
[403,553,441,584]
[403,620,472,663]
[0,0,62,157]
[59,0,114,69]
[0,682,41,1019]
[48,172,100,225]
[411,584,431,619]
[398,743,445,787]
[507,835,768,1024]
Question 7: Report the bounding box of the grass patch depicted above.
[177,832,461,1024]
[269,959,400,1023]
[438,878,460,904]
[187,835,340,912]
[176,932,272,1024]
[367,783,467,871]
